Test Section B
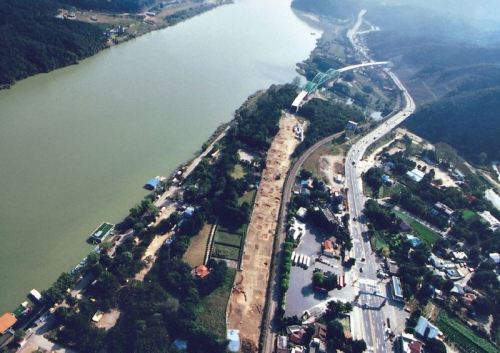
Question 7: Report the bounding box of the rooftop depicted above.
[406,168,425,182]
[0,312,17,334]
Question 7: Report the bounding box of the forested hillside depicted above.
[61,0,155,13]
[0,0,106,87]
[405,88,500,164]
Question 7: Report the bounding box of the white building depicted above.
[406,168,425,182]
[414,317,440,339]
[479,211,500,231]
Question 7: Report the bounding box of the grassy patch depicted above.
[371,232,390,253]
[436,311,499,353]
[196,268,236,339]
[212,243,240,261]
[394,210,441,246]
[380,182,404,199]
[214,230,242,247]
[462,210,478,222]
[231,164,245,179]
[238,189,256,206]
[182,224,212,267]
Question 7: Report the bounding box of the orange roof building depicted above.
[194,265,210,278]
[322,240,335,257]
[0,312,17,334]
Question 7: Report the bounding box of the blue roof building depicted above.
[144,176,160,190]
[227,330,240,352]
[405,234,422,248]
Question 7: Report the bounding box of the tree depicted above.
[425,338,446,353]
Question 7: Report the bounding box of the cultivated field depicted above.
[436,311,499,353]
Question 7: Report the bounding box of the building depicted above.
[227,330,240,352]
[322,240,336,258]
[391,276,404,301]
[381,174,394,185]
[276,335,289,353]
[309,338,327,353]
[194,265,210,278]
[313,322,327,341]
[320,207,340,229]
[183,206,195,218]
[395,334,423,353]
[288,218,306,242]
[89,222,114,244]
[405,235,422,248]
[414,316,439,339]
[346,120,359,132]
[399,221,411,232]
[432,202,454,221]
[144,176,161,190]
[29,289,43,303]
[451,251,468,262]
[489,252,500,264]
[0,312,17,335]
[479,211,500,231]
[296,207,308,220]
[406,168,425,182]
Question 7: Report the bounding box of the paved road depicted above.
[344,10,416,352]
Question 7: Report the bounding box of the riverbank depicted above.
[0,0,320,315]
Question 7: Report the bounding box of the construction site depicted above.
[227,114,301,350]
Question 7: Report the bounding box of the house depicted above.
[450,283,465,296]
[291,347,305,353]
[276,335,289,353]
[0,312,17,335]
[309,338,327,353]
[296,207,308,220]
[445,268,463,280]
[429,254,455,270]
[183,206,195,218]
[452,251,468,262]
[414,317,439,339]
[406,168,425,182]
[489,252,500,264]
[144,176,161,190]
[313,322,327,342]
[432,202,454,221]
[289,329,306,345]
[383,161,395,172]
[405,235,422,248]
[344,330,353,340]
[395,334,423,353]
[194,265,210,278]
[320,207,340,229]
[322,240,336,258]
[334,174,344,184]
[386,259,399,276]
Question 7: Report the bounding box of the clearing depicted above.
[227,114,301,348]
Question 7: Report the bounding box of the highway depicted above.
[344,10,416,353]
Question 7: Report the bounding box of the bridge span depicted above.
[291,61,389,111]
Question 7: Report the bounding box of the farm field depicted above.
[462,209,478,222]
[212,243,240,261]
[436,311,499,353]
[394,210,441,245]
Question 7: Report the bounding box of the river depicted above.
[0,0,320,312]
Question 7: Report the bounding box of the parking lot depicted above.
[285,224,356,317]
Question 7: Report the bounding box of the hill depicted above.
[404,87,500,164]
[0,0,106,87]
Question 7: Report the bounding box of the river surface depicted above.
[0,0,320,312]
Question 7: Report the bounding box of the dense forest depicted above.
[405,87,500,164]
[0,0,106,87]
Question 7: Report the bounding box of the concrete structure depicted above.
[296,207,307,219]
[288,218,306,242]
[432,202,454,220]
[291,90,308,111]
